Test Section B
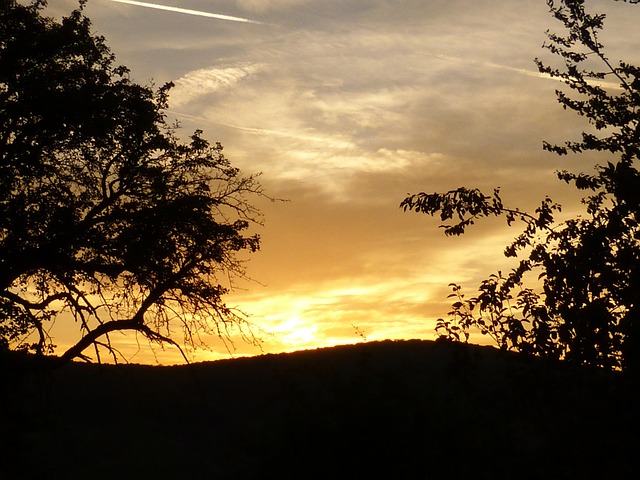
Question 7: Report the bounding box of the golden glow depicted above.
[272,314,319,348]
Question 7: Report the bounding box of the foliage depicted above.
[0,1,266,363]
[402,0,640,373]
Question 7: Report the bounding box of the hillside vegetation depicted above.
[2,340,637,479]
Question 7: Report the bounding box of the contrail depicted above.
[435,53,622,90]
[108,0,263,24]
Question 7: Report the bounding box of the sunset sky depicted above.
[40,0,640,363]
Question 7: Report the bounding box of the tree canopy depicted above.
[0,1,265,364]
[402,0,640,374]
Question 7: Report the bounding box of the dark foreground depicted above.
[1,339,637,479]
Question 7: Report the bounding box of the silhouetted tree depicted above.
[402,0,640,374]
[0,1,265,364]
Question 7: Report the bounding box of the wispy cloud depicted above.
[108,0,264,24]
[170,63,266,107]
[434,53,624,90]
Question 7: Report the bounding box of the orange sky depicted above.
[40,0,640,364]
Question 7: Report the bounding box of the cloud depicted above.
[207,117,446,199]
[107,0,264,24]
[236,0,312,14]
[170,63,266,107]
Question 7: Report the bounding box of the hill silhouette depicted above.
[2,339,637,479]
